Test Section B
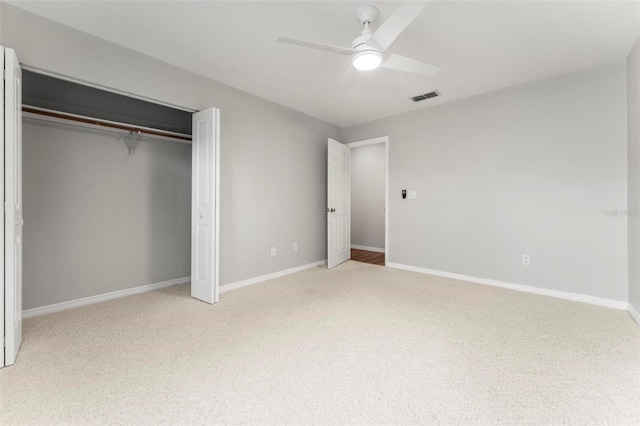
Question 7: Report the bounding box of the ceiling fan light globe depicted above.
[352,50,382,71]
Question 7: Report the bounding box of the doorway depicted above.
[347,137,388,267]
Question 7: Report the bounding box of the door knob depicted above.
[326,208,336,213]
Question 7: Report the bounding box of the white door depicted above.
[3,47,23,366]
[191,108,220,304]
[327,138,350,269]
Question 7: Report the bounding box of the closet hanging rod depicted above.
[22,106,192,142]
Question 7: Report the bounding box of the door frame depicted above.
[1,47,5,367]
[345,136,389,266]
[346,136,389,266]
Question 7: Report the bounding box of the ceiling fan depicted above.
[277,1,441,77]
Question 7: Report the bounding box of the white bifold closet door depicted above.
[191,108,220,304]
[2,46,23,367]
[327,138,350,269]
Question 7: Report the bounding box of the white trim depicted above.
[351,244,385,253]
[21,64,197,113]
[214,108,221,302]
[1,46,5,368]
[220,260,327,293]
[384,137,389,267]
[346,135,389,267]
[629,303,640,326]
[388,262,628,310]
[22,277,190,319]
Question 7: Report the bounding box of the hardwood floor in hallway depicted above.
[350,248,385,266]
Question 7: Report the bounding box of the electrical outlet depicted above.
[522,254,531,266]
[293,242,298,252]
[271,247,277,257]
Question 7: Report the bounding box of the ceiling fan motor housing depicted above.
[352,34,379,52]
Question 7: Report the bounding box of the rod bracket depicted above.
[124,130,142,155]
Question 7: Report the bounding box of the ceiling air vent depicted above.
[411,91,440,102]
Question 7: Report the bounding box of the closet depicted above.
[2,49,220,367]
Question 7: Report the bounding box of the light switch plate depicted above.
[407,190,417,199]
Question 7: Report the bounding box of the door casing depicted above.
[346,136,389,266]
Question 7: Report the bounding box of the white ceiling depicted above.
[8,0,640,127]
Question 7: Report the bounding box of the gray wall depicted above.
[343,62,629,302]
[628,36,640,313]
[1,4,340,308]
[351,144,385,250]
[22,121,191,309]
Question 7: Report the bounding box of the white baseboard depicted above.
[351,244,385,253]
[220,260,327,294]
[23,276,190,319]
[388,262,628,310]
[22,260,329,319]
[629,303,640,326]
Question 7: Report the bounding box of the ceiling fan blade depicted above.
[381,53,441,77]
[277,37,354,56]
[370,1,431,51]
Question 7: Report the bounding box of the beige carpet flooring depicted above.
[1,261,639,425]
